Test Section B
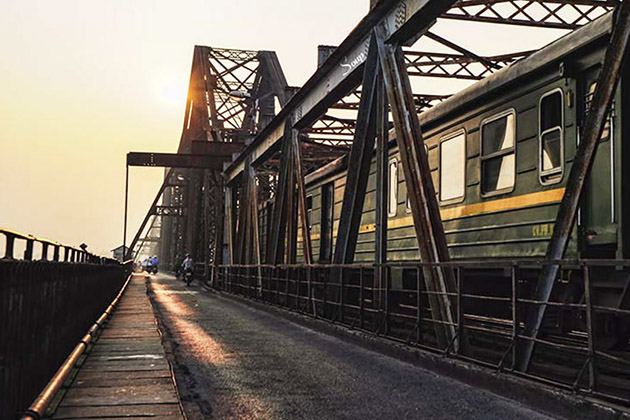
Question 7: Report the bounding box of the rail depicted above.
[0,228,130,419]
[0,227,119,264]
[217,260,630,407]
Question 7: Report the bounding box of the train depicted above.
[291,12,629,347]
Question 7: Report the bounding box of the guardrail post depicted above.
[24,239,33,261]
[416,266,422,345]
[512,263,519,370]
[5,234,15,259]
[583,263,598,391]
[285,267,290,307]
[456,266,463,355]
[384,265,389,336]
[296,266,302,311]
[339,267,345,323]
[41,243,49,261]
[53,246,60,262]
[359,267,364,329]
[322,269,328,320]
[310,266,315,317]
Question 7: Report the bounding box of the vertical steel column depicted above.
[235,167,251,265]
[212,173,226,285]
[225,186,234,265]
[333,34,379,266]
[518,2,630,372]
[292,129,314,264]
[247,165,263,293]
[375,28,457,349]
[268,121,294,264]
[286,141,298,264]
[375,66,389,312]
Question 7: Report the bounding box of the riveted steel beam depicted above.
[333,34,379,266]
[518,0,630,372]
[375,27,458,350]
[267,122,294,264]
[225,0,460,183]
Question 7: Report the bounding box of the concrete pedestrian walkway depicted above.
[51,273,185,419]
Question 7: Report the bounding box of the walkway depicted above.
[148,273,556,420]
[52,273,184,419]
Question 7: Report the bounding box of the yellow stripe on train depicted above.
[298,188,565,241]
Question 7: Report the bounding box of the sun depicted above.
[156,77,188,110]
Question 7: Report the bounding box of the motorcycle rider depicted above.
[181,254,194,285]
[150,255,159,273]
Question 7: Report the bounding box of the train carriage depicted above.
[290,11,630,345]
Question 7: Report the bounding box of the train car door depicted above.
[579,68,617,257]
[320,182,334,263]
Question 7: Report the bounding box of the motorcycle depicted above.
[184,268,194,286]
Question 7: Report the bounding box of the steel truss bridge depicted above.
[121,0,630,409]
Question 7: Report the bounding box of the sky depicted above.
[0,0,568,256]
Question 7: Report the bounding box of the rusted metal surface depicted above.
[225,0,461,183]
[293,129,314,264]
[127,152,229,170]
[267,122,294,265]
[46,274,184,419]
[374,69,388,311]
[333,34,379,266]
[518,1,630,372]
[444,0,615,30]
[375,29,458,349]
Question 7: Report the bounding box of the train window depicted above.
[306,195,313,229]
[539,89,563,183]
[388,159,398,217]
[320,183,334,263]
[439,130,466,202]
[480,110,516,196]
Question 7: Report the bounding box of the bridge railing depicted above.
[0,227,119,264]
[217,260,630,408]
[0,228,130,419]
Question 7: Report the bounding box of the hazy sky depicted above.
[0,0,567,256]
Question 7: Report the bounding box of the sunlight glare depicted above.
[156,77,188,110]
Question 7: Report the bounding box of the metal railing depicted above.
[0,228,129,419]
[217,260,630,407]
[0,228,119,264]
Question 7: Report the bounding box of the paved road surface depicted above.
[148,274,555,420]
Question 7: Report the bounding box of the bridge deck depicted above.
[52,273,184,419]
[147,273,554,420]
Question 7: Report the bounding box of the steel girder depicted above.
[129,45,288,272]
[444,0,616,30]
[132,0,628,352]
[518,0,630,372]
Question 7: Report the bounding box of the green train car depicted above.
[288,12,630,342]
[299,12,628,265]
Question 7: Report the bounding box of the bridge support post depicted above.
[292,129,314,265]
[375,27,458,350]
[518,1,630,372]
[268,122,295,264]
[333,34,379,267]
[374,66,388,313]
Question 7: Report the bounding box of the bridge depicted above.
[3,0,630,418]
